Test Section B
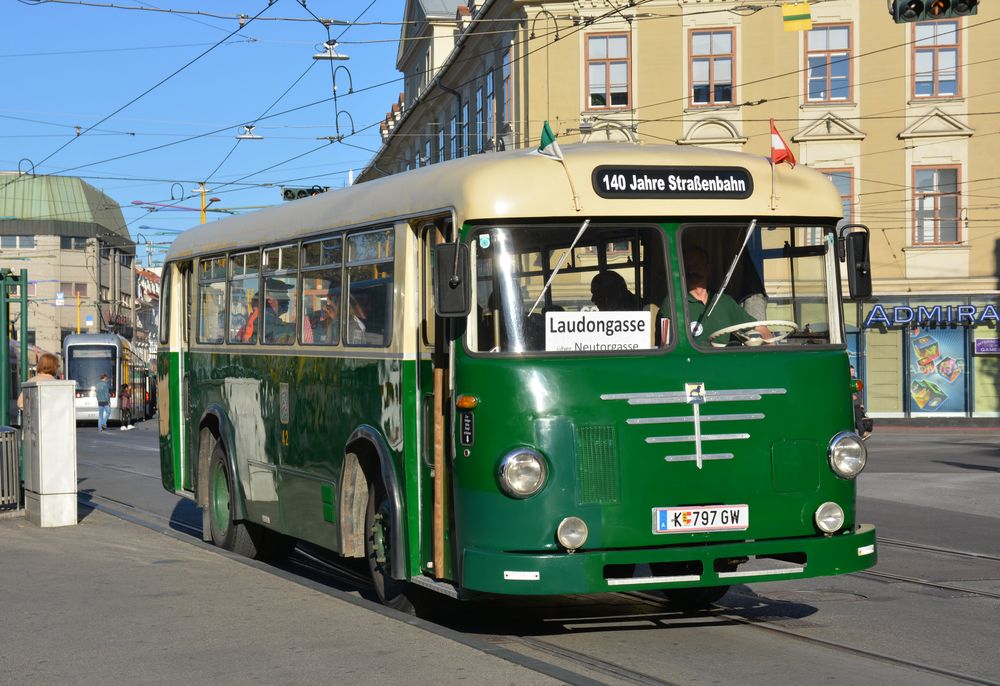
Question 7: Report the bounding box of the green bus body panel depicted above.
[165,350,409,562]
[451,348,873,594]
[157,351,181,494]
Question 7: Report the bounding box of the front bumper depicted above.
[460,523,876,595]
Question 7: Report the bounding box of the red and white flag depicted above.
[770,118,796,167]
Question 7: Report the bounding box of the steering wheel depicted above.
[707,320,799,348]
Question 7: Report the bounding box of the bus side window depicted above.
[345,228,394,347]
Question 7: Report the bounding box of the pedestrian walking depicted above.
[119,383,134,430]
[96,373,111,432]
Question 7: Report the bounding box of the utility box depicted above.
[22,380,77,527]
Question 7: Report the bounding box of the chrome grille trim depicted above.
[717,566,805,579]
[602,388,786,404]
[647,433,750,444]
[628,413,765,425]
[664,453,734,462]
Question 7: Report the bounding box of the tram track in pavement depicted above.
[79,490,998,685]
[624,592,1000,686]
[77,492,669,686]
[863,536,1000,600]
[877,536,1000,563]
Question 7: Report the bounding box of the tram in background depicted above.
[63,333,150,425]
[158,143,876,614]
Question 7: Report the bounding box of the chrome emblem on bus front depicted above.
[601,386,786,469]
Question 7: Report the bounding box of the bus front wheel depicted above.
[365,479,415,614]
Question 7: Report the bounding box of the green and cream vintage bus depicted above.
[159,143,876,612]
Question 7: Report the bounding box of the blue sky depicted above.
[2,0,406,265]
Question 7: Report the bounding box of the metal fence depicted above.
[0,427,21,511]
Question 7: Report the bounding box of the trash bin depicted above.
[22,380,77,527]
[0,427,20,512]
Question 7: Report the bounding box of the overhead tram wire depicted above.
[1,0,278,195]
[12,0,977,199]
[6,0,765,188]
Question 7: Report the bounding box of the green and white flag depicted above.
[536,121,563,161]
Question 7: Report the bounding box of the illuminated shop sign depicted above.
[863,304,1000,328]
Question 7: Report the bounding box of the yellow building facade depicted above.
[361,0,1000,419]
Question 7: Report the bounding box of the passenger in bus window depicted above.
[682,245,770,344]
[17,352,60,411]
[590,271,636,311]
[262,279,294,344]
[318,289,341,343]
[346,294,367,344]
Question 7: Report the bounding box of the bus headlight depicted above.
[556,517,588,550]
[497,449,547,498]
[814,501,845,533]
[828,431,867,479]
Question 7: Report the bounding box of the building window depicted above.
[587,33,630,109]
[424,139,432,166]
[461,101,469,157]
[60,282,88,297]
[914,166,960,245]
[806,25,851,102]
[1,235,35,249]
[474,86,484,153]
[485,70,495,150]
[805,169,854,245]
[438,126,446,162]
[450,113,458,160]
[690,29,733,106]
[502,49,512,135]
[60,236,87,250]
[914,21,959,98]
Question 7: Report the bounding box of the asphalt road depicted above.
[76,419,1000,685]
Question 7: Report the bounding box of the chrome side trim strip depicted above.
[717,566,805,579]
[647,433,750,444]
[606,574,701,586]
[628,413,765,425]
[664,453,734,462]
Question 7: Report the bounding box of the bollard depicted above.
[22,380,77,527]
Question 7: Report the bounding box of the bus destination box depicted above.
[22,380,77,527]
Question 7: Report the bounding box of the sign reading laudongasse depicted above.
[593,165,753,199]
[545,311,652,352]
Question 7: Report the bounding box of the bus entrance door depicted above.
[416,219,456,582]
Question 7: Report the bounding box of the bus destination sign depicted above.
[592,165,753,200]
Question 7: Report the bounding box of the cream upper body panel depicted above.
[166,143,842,260]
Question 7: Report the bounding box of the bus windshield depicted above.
[680,223,842,348]
[470,221,841,354]
[470,223,670,354]
[67,345,116,392]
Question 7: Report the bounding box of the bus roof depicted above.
[166,143,843,261]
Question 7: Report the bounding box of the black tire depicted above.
[660,586,729,613]
[207,443,295,561]
[365,479,415,613]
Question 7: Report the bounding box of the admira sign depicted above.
[863,304,1000,328]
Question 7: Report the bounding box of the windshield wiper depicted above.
[702,218,757,322]
[528,218,591,316]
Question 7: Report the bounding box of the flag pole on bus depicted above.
[536,121,582,211]
[768,117,797,209]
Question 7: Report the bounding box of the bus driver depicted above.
[683,245,771,345]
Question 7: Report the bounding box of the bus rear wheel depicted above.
[365,479,415,614]
[207,443,294,561]
[659,586,729,613]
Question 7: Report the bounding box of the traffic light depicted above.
[280,185,330,201]
[890,0,978,23]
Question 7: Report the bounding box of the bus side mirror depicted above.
[433,243,471,317]
[839,225,872,301]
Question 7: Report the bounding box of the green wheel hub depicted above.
[211,459,231,538]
